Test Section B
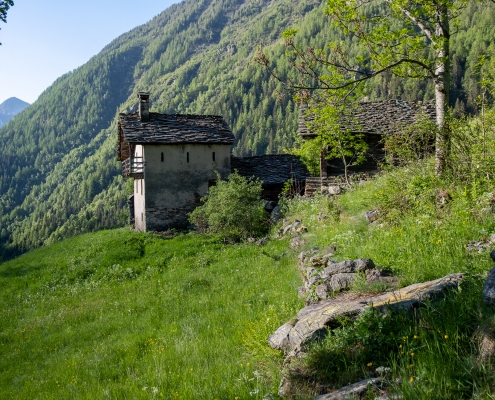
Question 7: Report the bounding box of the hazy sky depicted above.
[0,0,181,105]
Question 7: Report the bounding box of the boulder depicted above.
[268,322,294,351]
[483,267,495,306]
[264,200,276,212]
[328,185,342,195]
[270,206,282,222]
[315,283,329,299]
[270,273,464,354]
[328,273,357,292]
[365,209,380,223]
[476,324,495,363]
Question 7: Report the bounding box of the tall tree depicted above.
[258,0,495,175]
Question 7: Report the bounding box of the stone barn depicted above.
[299,100,436,194]
[117,92,235,231]
[231,154,310,201]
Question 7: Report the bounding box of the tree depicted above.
[290,100,368,185]
[188,172,269,242]
[258,0,495,175]
[0,0,13,23]
[0,0,14,45]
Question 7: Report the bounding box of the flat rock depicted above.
[270,273,464,353]
[268,322,294,351]
[315,377,385,400]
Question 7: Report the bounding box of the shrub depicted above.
[188,172,269,242]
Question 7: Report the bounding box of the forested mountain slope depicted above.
[1,0,494,260]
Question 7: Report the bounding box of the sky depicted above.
[0,0,181,105]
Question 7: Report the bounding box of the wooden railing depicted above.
[122,157,144,178]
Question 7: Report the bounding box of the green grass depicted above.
[277,154,495,398]
[0,229,302,399]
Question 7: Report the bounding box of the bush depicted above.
[188,172,269,242]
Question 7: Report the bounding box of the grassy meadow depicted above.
[0,229,302,399]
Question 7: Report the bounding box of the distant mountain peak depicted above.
[0,97,30,127]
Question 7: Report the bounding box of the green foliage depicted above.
[292,101,368,183]
[0,0,13,24]
[382,113,437,166]
[189,172,269,242]
[265,0,495,174]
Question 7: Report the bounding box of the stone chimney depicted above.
[137,92,150,122]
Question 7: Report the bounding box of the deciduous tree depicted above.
[258,0,495,175]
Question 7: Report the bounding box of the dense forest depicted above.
[1,0,494,260]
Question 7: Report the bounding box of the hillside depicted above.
[1,0,495,260]
[0,97,29,127]
[3,119,495,397]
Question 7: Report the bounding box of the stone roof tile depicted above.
[119,112,235,145]
[231,154,310,184]
[299,100,436,137]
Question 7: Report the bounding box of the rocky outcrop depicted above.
[269,273,465,355]
[297,250,395,303]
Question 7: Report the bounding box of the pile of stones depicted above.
[297,248,395,304]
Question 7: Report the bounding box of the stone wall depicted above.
[137,143,231,232]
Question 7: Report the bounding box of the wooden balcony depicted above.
[122,157,144,178]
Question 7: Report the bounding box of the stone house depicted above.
[299,100,436,179]
[117,93,310,231]
[117,93,235,231]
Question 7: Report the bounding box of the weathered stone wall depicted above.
[141,143,231,231]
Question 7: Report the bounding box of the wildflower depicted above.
[399,344,402,348]
[413,335,419,339]
[367,362,373,367]
[410,352,414,357]
[410,376,414,383]
[376,366,391,374]
[444,335,449,339]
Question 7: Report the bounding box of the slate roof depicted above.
[299,100,436,138]
[231,154,310,185]
[118,112,235,145]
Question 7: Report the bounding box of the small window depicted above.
[212,152,215,161]
[187,152,189,163]
[141,180,143,194]
[141,213,144,222]
[161,152,164,162]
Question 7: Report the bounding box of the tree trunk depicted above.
[434,5,451,176]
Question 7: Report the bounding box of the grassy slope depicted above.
[0,229,302,399]
[3,159,495,398]
[4,109,495,398]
